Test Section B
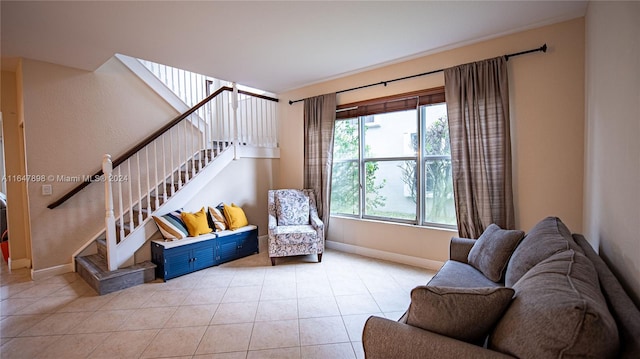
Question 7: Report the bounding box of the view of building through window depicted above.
[331,102,456,228]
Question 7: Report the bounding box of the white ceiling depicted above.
[1,1,587,94]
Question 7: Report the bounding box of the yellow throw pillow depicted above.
[180,208,213,237]
[223,203,249,230]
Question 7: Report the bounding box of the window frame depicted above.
[331,87,456,229]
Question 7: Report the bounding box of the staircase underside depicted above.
[76,254,156,295]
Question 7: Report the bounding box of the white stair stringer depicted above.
[113,147,235,268]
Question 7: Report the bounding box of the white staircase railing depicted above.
[137,58,278,149]
[138,59,212,108]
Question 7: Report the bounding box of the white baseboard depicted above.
[325,240,444,271]
[31,263,74,281]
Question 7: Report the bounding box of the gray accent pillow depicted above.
[505,216,582,287]
[467,224,524,282]
[407,286,515,344]
[490,250,619,358]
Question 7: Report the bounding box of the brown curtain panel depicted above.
[444,56,515,238]
[304,93,336,237]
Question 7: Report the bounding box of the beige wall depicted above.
[20,57,179,270]
[584,2,640,303]
[279,18,585,267]
[183,157,279,237]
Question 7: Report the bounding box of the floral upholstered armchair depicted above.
[267,189,324,266]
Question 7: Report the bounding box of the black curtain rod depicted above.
[289,43,547,105]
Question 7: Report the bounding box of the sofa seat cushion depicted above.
[490,249,619,359]
[268,242,320,258]
[505,216,582,286]
[407,286,515,345]
[270,224,318,244]
[428,260,502,289]
[468,224,524,282]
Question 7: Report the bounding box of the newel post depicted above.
[232,82,240,160]
[102,154,118,271]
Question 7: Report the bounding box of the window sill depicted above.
[329,214,458,233]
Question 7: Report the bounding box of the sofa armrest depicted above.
[309,205,324,230]
[268,213,277,231]
[450,237,476,263]
[363,316,513,359]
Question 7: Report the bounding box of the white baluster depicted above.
[136,153,143,227]
[222,91,227,148]
[190,111,200,178]
[179,69,185,101]
[262,98,267,147]
[162,135,168,202]
[117,166,125,242]
[154,140,159,210]
[232,83,239,159]
[204,94,216,164]
[127,160,134,232]
[145,147,151,219]
[226,91,231,149]
[249,96,255,145]
[175,125,181,190]
[200,106,207,170]
[240,93,246,145]
[257,97,262,146]
[183,120,189,183]
[103,154,118,271]
[271,101,278,148]
[264,100,269,147]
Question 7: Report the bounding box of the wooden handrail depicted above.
[48,86,278,209]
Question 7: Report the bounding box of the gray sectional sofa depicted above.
[362,217,640,358]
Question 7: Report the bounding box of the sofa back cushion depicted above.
[275,190,310,226]
[467,224,525,282]
[490,249,619,358]
[573,234,640,358]
[505,216,581,286]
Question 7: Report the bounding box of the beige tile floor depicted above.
[0,248,435,359]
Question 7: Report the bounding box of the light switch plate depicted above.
[42,184,52,196]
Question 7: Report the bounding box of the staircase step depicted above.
[116,222,133,234]
[140,194,165,211]
[133,206,152,217]
[161,182,180,195]
[76,254,156,295]
[174,170,191,183]
[121,208,149,228]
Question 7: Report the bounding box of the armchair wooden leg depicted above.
[318,253,322,263]
[271,258,276,266]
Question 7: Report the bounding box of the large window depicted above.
[330,88,456,228]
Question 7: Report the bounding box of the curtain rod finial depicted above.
[541,44,548,52]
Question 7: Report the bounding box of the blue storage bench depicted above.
[151,225,258,281]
